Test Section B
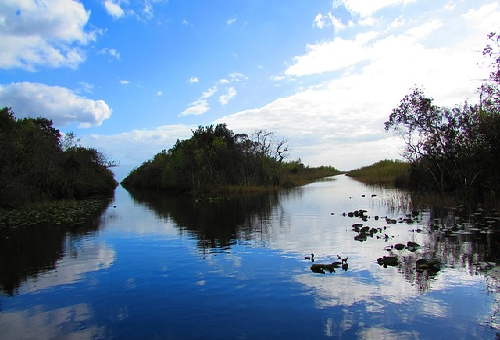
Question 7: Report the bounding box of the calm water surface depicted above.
[1,175,499,339]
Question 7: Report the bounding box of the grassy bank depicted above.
[346,160,410,187]
[219,166,344,194]
[0,198,111,228]
[279,165,344,188]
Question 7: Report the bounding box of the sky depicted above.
[1,0,499,181]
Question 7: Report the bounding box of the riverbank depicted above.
[346,159,410,187]
[0,198,111,228]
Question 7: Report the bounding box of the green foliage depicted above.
[385,33,500,199]
[0,108,118,208]
[347,160,410,187]
[122,124,329,193]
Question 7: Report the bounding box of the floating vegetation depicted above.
[0,198,109,228]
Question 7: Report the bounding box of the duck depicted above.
[305,253,314,261]
[377,256,398,267]
[310,263,336,274]
[416,258,440,272]
[331,261,342,268]
[394,243,405,251]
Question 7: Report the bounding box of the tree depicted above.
[385,33,500,196]
[0,108,117,207]
[121,124,290,193]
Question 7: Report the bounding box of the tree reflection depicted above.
[124,188,288,252]
[0,199,112,296]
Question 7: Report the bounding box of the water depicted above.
[1,175,499,339]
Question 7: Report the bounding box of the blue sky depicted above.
[1,0,499,180]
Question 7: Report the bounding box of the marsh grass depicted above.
[212,166,343,195]
[0,198,110,228]
[382,191,463,214]
[279,166,344,188]
[346,159,410,186]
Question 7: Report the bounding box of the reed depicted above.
[346,159,410,187]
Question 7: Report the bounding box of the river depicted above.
[1,174,499,339]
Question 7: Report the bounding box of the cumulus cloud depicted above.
[104,0,125,19]
[212,2,495,170]
[227,17,236,25]
[0,0,94,70]
[0,82,112,128]
[189,77,199,83]
[180,99,210,116]
[219,87,237,105]
[285,32,378,77]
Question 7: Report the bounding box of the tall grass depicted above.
[279,165,344,188]
[346,159,410,187]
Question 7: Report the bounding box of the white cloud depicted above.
[69,1,499,174]
[340,0,418,19]
[120,80,130,85]
[227,17,236,25]
[445,1,456,11]
[285,31,379,77]
[201,85,218,98]
[99,47,121,60]
[78,82,95,94]
[219,87,237,105]
[82,124,194,179]
[104,0,125,19]
[180,99,209,116]
[271,75,287,82]
[103,0,166,21]
[180,85,218,116]
[0,0,94,70]
[228,73,248,82]
[189,76,199,83]
[407,19,442,40]
[0,82,112,128]
[388,15,405,30]
[313,12,353,31]
[211,2,495,170]
[313,13,326,29]
[460,2,500,31]
[156,91,162,97]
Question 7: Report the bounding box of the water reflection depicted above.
[1,175,499,338]
[125,187,285,251]
[0,199,113,296]
[0,303,105,340]
[125,175,500,336]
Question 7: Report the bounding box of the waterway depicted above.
[1,175,499,339]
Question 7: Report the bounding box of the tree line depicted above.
[121,124,339,193]
[385,32,500,200]
[0,108,118,208]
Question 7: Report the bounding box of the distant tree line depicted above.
[385,32,500,200]
[121,124,339,193]
[0,108,118,208]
